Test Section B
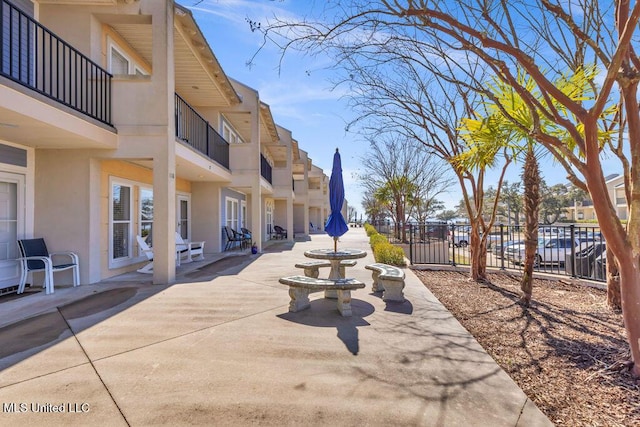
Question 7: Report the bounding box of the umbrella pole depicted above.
[334,237,337,253]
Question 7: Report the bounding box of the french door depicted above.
[177,195,190,240]
[0,172,25,290]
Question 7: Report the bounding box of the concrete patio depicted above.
[0,228,552,426]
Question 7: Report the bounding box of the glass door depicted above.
[177,195,190,239]
[0,172,24,290]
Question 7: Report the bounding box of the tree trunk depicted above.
[606,251,621,310]
[581,112,640,375]
[619,258,640,377]
[469,222,487,282]
[519,150,540,307]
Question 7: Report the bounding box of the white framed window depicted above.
[107,37,149,76]
[222,123,232,142]
[139,187,153,247]
[177,194,190,239]
[109,45,130,75]
[109,178,161,268]
[265,199,274,238]
[226,197,239,231]
[241,200,247,229]
[0,172,25,290]
[221,119,243,144]
[109,179,133,267]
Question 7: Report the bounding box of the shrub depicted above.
[372,242,407,266]
[364,223,378,237]
[369,233,388,247]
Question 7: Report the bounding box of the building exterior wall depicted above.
[0,0,331,291]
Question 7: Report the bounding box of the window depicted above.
[177,196,190,239]
[110,179,160,268]
[109,47,130,75]
[226,197,238,231]
[265,199,274,237]
[241,200,247,229]
[107,36,149,76]
[221,119,243,144]
[140,188,153,246]
[111,182,132,262]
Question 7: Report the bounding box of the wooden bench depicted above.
[365,263,406,302]
[278,275,365,316]
[294,260,357,278]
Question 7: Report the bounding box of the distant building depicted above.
[565,174,626,221]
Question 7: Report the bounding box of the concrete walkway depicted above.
[0,228,552,426]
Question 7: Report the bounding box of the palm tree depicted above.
[459,74,551,305]
[374,177,419,242]
[460,66,612,305]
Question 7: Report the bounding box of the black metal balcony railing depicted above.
[175,93,229,169]
[1,0,112,125]
[260,153,272,184]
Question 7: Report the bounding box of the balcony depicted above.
[260,153,272,184]
[1,0,112,125]
[175,93,229,169]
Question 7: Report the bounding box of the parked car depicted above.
[504,236,586,266]
[449,226,471,247]
[492,239,524,258]
[540,226,565,236]
[574,230,604,244]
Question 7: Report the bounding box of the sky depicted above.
[176,0,620,216]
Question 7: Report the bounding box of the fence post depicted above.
[569,223,576,277]
[449,223,456,267]
[409,224,414,265]
[500,223,505,270]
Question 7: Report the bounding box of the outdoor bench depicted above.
[278,275,365,317]
[365,263,406,302]
[294,260,357,278]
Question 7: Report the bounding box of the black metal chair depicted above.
[231,228,249,250]
[274,225,288,240]
[223,226,243,251]
[17,238,79,294]
[241,227,253,248]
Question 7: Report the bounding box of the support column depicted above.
[152,151,176,285]
[148,0,175,285]
[303,201,310,239]
[252,183,262,251]
[287,197,294,242]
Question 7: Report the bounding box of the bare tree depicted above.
[359,136,451,242]
[253,0,640,374]
[348,50,512,280]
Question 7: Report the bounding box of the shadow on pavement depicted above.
[182,254,258,280]
[59,287,138,320]
[277,298,374,355]
[0,312,68,359]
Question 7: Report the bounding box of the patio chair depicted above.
[223,226,243,251]
[136,235,185,273]
[274,225,288,240]
[231,228,250,249]
[136,235,155,273]
[241,227,253,248]
[175,232,205,264]
[17,238,80,295]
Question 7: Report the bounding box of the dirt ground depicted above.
[413,269,640,427]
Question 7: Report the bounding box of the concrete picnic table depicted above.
[303,248,367,298]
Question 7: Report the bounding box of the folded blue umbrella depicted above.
[325,148,349,251]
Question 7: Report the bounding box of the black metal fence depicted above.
[1,0,112,124]
[371,221,607,283]
[175,93,229,169]
[260,153,272,184]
